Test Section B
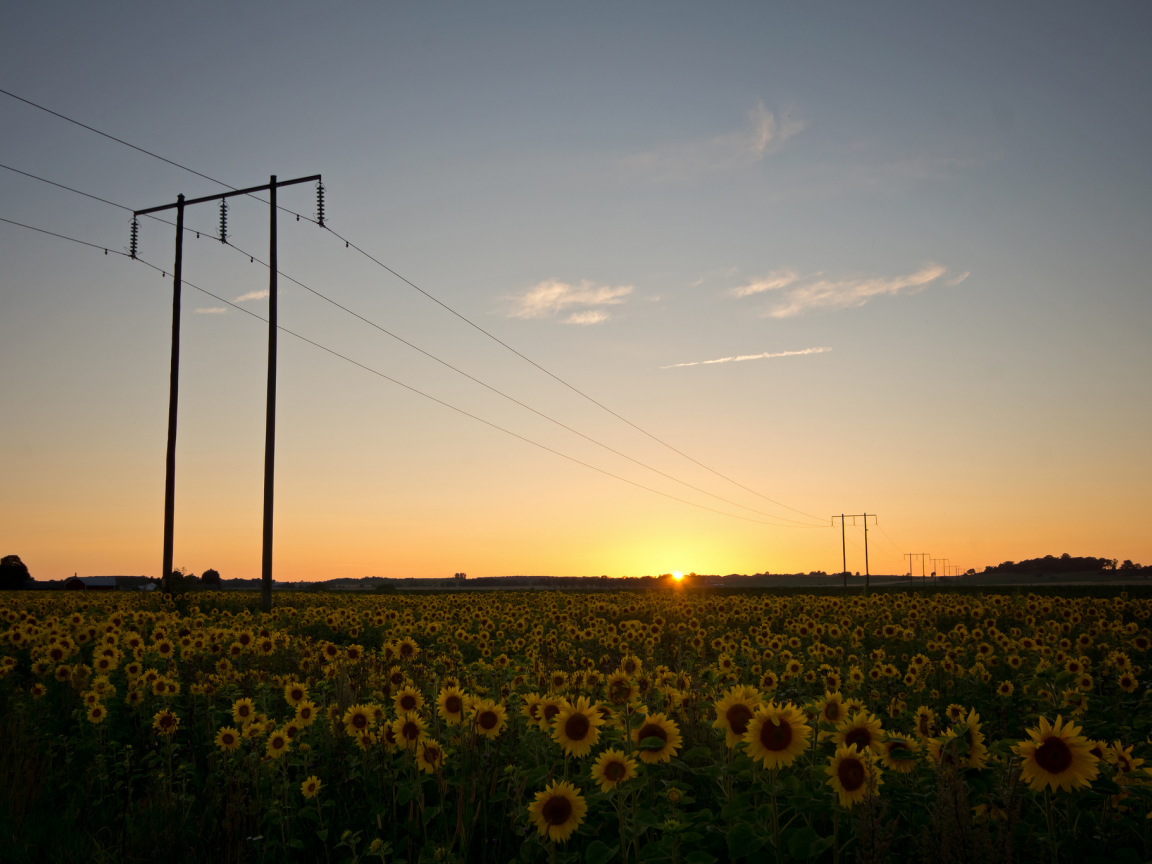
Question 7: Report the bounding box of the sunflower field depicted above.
[2,586,1152,864]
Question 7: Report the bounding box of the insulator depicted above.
[296,214,299,222]
[316,182,326,228]
[129,218,139,260]
[196,232,200,239]
[218,200,228,244]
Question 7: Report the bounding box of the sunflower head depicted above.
[300,775,322,799]
[472,699,508,738]
[713,686,762,748]
[833,711,885,756]
[1016,715,1100,793]
[827,745,883,808]
[631,712,683,764]
[590,748,638,793]
[743,701,812,770]
[552,697,604,758]
[216,726,241,752]
[527,780,588,843]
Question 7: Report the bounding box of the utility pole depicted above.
[134,173,322,612]
[832,514,878,592]
[932,558,949,588]
[904,552,930,589]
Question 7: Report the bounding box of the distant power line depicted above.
[1,161,821,527]
[0,87,828,528]
[0,214,820,530]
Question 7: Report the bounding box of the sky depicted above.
[2,1,1150,582]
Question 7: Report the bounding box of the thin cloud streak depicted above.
[194,307,226,314]
[236,289,270,302]
[621,101,806,183]
[662,346,832,369]
[506,279,633,324]
[730,268,800,298]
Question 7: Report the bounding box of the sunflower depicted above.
[1016,715,1099,793]
[816,691,847,727]
[996,680,1014,697]
[394,687,424,715]
[296,700,318,727]
[300,775,322,799]
[606,671,637,706]
[948,709,990,770]
[437,686,467,725]
[553,697,604,758]
[832,711,885,756]
[215,726,241,752]
[283,680,308,706]
[743,701,811,769]
[946,703,965,723]
[1109,741,1144,776]
[827,745,883,808]
[537,696,566,730]
[266,729,291,759]
[759,671,779,691]
[87,704,107,725]
[879,737,920,773]
[1118,673,1139,693]
[153,709,180,736]
[232,697,256,726]
[527,780,588,843]
[590,748,638,793]
[416,739,445,774]
[472,699,508,738]
[713,686,762,747]
[913,706,936,739]
[392,712,427,749]
[631,712,683,764]
[397,638,420,660]
[520,692,545,725]
[343,704,372,736]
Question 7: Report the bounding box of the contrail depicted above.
[661,346,832,369]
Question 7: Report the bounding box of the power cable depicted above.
[0,86,827,525]
[0,215,813,530]
[0,161,821,526]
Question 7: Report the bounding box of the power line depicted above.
[0,215,813,530]
[0,162,821,527]
[0,88,315,224]
[0,86,827,527]
[323,224,829,525]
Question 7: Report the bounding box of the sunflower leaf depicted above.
[585,840,618,864]
[639,736,666,750]
[727,823,765,858]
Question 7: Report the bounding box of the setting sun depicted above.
[672,571,683,580]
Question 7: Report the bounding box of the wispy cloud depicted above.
[729,268,801,298]
[236,289,270,302]
[662,346,832,369]
[195,307,226,314]
[506,279,633,324]
[730,264,963,318]
[566,310,610,325]
[622,101,806,183]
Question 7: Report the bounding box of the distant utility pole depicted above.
[904,552,930,589]
[832,514,878,592]
[932,558,949,588]
[134,173,322,612]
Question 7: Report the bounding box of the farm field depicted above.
[2,587,1150,864]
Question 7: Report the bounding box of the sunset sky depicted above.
[2,2,1150,582]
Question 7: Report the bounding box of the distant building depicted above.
[63,576,116,591]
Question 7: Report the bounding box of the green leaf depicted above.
[634,808,660,828]
[685,852,717,864]
[727,824,765,859]
[298,807,320,822]
[639,736,666,750]
[585,841,618,864]
[316,829,329,842]
[680,746,711,760]
[422,805,442,826]
[288,839,304,849]
[788,826,819,859]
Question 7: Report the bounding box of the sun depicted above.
[672,572,683,580]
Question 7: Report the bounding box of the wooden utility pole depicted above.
[135,174,321,610]
[261,177,278,613]
[832,513,877,592]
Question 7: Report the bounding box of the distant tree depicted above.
[0,555,31,590]
[201,568,221,586]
